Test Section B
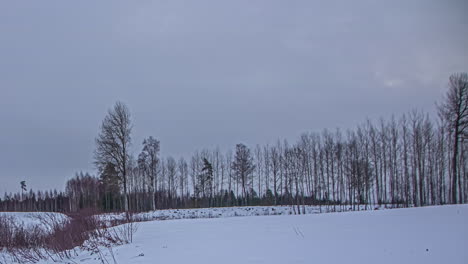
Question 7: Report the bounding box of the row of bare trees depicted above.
[0,189,69,212]
[1,73,467,213]
[122,73,467,210]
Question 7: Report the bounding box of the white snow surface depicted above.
[39,205,468,264]
[0,212,69,232]
[100,205,379,223]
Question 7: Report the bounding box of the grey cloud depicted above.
[0,0,467,193]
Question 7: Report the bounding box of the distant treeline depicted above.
[1,73,467,213]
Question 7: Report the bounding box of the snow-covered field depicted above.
[0,212,68,232]
[35,205,468,264]
[101,204,382,223]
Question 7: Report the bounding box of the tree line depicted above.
[1,73,467,213]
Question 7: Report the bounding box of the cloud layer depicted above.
[0,0,467,193]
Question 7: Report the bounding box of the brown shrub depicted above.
[0,210,138,263]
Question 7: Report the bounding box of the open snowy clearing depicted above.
[35,205,468,264]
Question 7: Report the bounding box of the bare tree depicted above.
[178,157,188,206]
[232,143,255,205]
[94,102,132,211]
[167,157,177,207]
[139,137,160,210]
[438,73,468,204]
[225,151,233,204]
[254,144,263,197]
[263,145,271,196]
[270,145,280,204]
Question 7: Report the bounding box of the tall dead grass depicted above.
[0,210,138,263]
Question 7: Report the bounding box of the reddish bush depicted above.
[0,210,138,263]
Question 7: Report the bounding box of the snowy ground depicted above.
[100,204,382,223]
[36,205,468,264]
[0,212,68,232]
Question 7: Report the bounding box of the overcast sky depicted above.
[1,0,467,194]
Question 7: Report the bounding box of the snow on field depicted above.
[44,205,468,264]
[0,212,69,232]
[101,204,380,223]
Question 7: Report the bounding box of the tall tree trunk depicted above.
[452,126,459,204]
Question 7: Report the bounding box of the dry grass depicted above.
[0,210,138,263]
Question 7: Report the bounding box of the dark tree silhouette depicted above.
[94,101,133,211]
[438,73,468,204]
